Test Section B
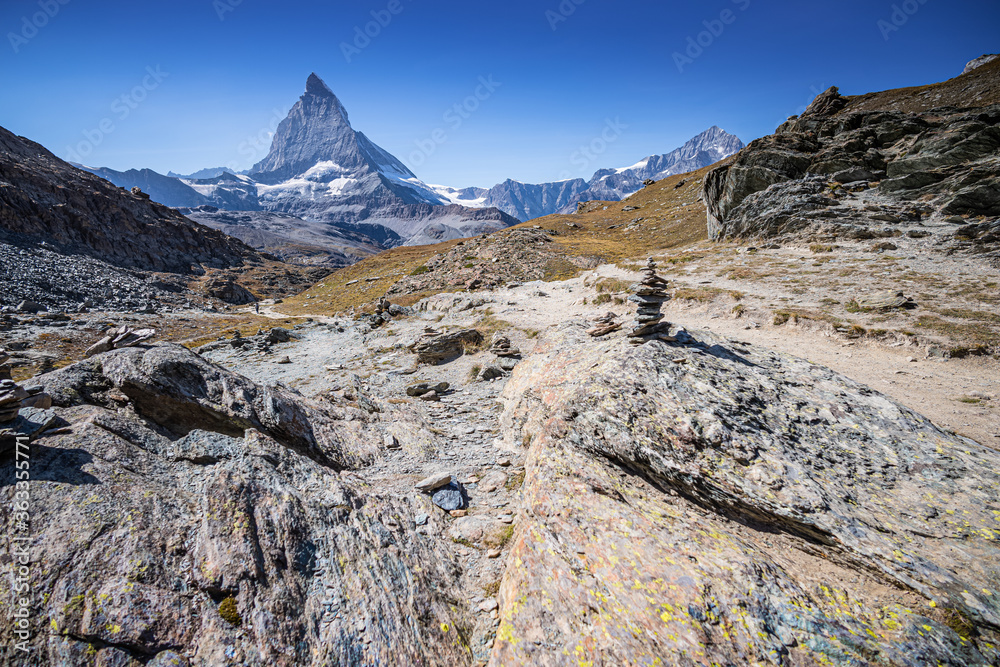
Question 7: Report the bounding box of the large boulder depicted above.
[494,322,1000,665]
[40,344,375,469]
[411,329,483,365]
[0,344,473,666]
[203,277,258,305]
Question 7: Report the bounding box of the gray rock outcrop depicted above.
[496,322,1000,665]
[411,328,483,365]
[0,344,472,666]
[84,325,157,358]
[703,94,1000,256]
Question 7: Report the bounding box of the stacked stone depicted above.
[0,379,28,423]
[628,258,671,342]
[373,297,391,325]
[489,334,520,358]
[587,313,621,338]
[0,348,11,381]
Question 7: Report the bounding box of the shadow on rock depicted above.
[0,443,100,487]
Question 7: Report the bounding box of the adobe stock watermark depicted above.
[672,0,751,74]
[557,117,628,180]
[877,0,930,41]
[341,0,410,64]
[545,0,587,31]
[10,434,32,654]
[407,75,501,169]
[221,108,287,173]
[7,0,71,54]
[213,0,242,21]
[64,66,169,165]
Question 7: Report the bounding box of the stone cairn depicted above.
[488,334,520,358]
[0,350,21,422]
[587,313,622,338]
[0,347,11,381]
[1,348,57,452]
[475,332,522,381]
[628,258,673,343]
[0,377,25,423]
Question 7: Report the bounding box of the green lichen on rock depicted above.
[218,596,241,627]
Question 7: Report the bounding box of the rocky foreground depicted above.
[1,275,998,666]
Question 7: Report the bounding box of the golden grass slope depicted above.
[842,56,1000,114]
[275,165,720,317]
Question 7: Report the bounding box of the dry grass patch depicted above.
[274,239,465,316]
[484,525,515,549]
[673,286,744,303]
[594,277,631,293]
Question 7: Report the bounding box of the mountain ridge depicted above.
[430,126,744,221]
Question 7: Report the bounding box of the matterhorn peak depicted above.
[305,72,335,98]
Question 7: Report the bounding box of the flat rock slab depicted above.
[0,407,57,452]
[414,472,452,492]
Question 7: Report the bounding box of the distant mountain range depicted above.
[74,73,743,255]
[428,126,744,221]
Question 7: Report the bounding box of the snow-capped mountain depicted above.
[435,126,744,221]
[77,74,517,246]
[245,74,516,241]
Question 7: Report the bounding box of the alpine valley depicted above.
[1,42,999,667]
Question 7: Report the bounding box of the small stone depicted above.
[449,509,468,518]
[487,549,502,559]
[16,300,44,314]
[432,482,467,512]
[478,366,505,381]
[497,458,512,467]
[276,356,292,364]
[267,327,292,343]
[414,513,429,526]
[21,393,52,410]
[478,599,499,613]
[478,471,508,493]
[415,472,452,492]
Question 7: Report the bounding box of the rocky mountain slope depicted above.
[433,126,744,221]
[0,125,331,311]
[704,60,1000,263]
[0,126,261,275]
[178,207,395,268]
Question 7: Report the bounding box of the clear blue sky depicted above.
[1,0,997,187]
